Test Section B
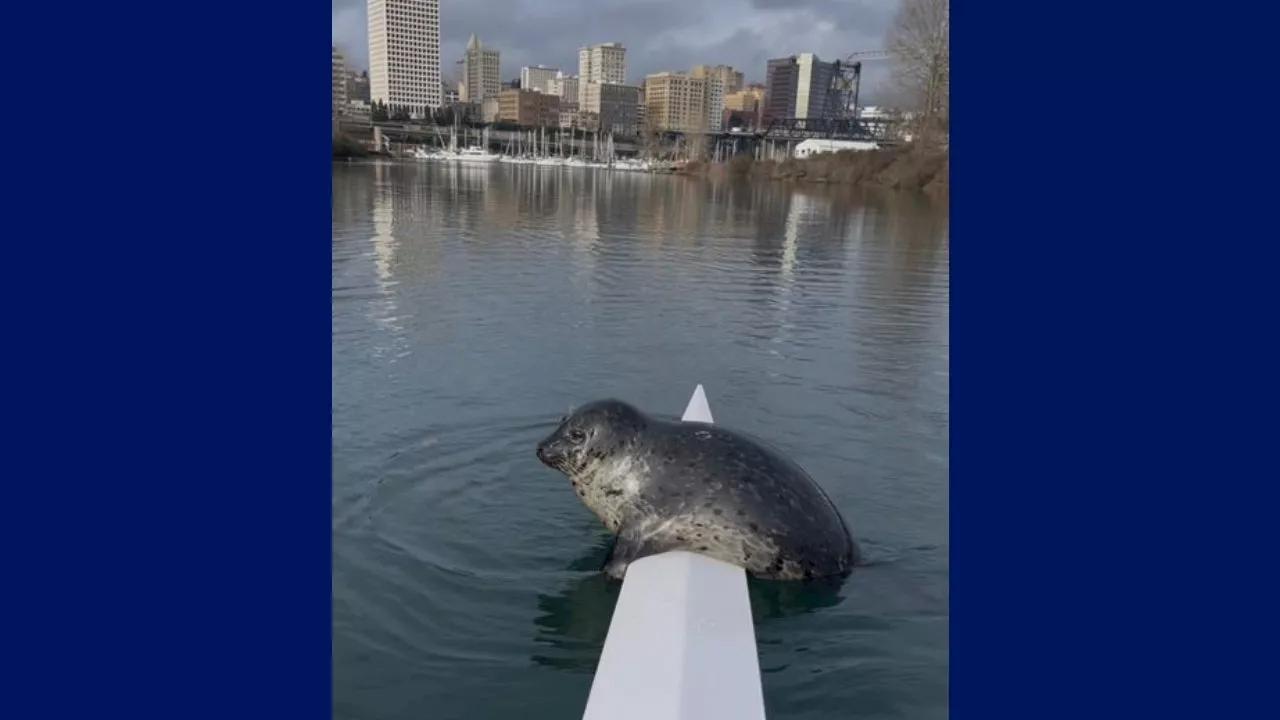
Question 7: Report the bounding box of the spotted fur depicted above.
[536,399,858,581]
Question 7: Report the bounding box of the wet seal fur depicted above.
[536,398,859,580]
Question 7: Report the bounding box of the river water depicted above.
[332,160,949,720]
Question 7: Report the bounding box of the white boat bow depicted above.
[581,384,767,720]
[452,145,501,164]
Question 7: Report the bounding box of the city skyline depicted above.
[332,0,897,98]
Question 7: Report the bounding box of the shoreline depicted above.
[333,134,948,198]
[675,147,949,197]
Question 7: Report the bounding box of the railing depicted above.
[581,385,767,720]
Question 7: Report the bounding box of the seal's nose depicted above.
[536,443,562,466]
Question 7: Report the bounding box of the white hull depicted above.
[418,148,654,172]
[445,145,502,164]
[453,154,500,164]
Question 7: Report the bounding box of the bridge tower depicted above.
[830,50,892,120]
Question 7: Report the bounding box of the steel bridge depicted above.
[341,119,645,155]
[831,50,893,119]
[758,116,898,141]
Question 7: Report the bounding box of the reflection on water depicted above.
[531,537,617,675]
[333,161,949,720]
[528,540,854,677]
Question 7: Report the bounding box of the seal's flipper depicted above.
[602,526,678,580]
[600,535,619,572]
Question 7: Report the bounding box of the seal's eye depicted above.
[568,429,586,444]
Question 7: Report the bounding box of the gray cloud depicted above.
[333,0,898,101]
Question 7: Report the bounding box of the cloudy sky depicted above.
[332,0,898,101]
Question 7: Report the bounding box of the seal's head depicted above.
[536,399,647,476]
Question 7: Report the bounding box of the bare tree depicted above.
[685,114,709,161]
[888,0,949,148]
[639,114,662,159]
[682,81,713,161]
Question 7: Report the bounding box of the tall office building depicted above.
[457,34,501,103]
[577,42,626,107]
[689,65,727,132]
[367,0,442,115]
[332,47,348,117]
[793,53,839,119]
[643,72,708,133]
[763,53,839,124]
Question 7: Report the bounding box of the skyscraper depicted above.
[367,0,442,116]
[332,47,348,117]
[577,43,626,108]
[792,53,839,120]
[457,34,501,103]
[763,53,840,124]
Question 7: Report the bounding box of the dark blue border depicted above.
[956,7,1274,720]
[5,2,1268,718]
[5,5,330,718]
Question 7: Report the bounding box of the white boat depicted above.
[452,145,501,164]
[613,158,652,173]
[581,385,767,720]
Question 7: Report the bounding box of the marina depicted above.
[405,124,667,171]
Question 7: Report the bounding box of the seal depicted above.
[535,398,859,581]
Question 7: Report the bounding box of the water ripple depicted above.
[333,161,949,720]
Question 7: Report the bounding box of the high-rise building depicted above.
[762,53,840,124]
[643,72,708,133]
[332,47,348,117]
[793,53,839,120]
[762,57,799,124]
[520,65,559,94]
[457,34,501,103]
[367,0,442,115]
[690,64,744,94]
[707,77,725,132]
[577,43,626,107]
[689,69,725,132]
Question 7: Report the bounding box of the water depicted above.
[332,161,949,720]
